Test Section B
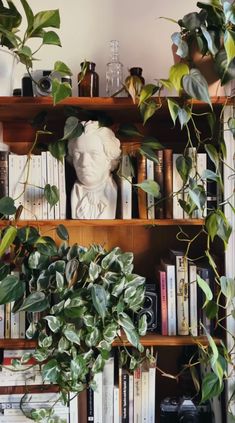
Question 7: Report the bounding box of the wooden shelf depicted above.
[0,96,230,122]
[0,218,204,228]
[0,335,221,350]
[0,385,59,394]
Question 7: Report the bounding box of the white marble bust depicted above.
[68,121,121,219]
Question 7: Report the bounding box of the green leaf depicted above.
[44,316,62,333]
[171,32,188,58]
[91,285,107,320]
[18,292,50,312]
[138,314,147,336]
[85,327,100,347]
[228,117,235,137]
[48,140,66,162]
[204,144,219,170]
[0,196,16,215]
[43,30,61,46]
[44,184,59,208]
[123,326,140,348]
[220,276,235,300]
[134,180,160,198]
[178,106,191,129]
[0,263,9,281]
[56,224,69,241]
[54,61,73,76]
[103,323,117,343]
[117,123,143,138]
[92,354,104,373]
[63,324,80,345]
[224,29,235,66]
[56,271,64,291]
[176,155,192,184]
[206,212,218,242]
[52,78,72,105]
[167,98,180,125]
[197,274,213,303]
[169,63,189,93]
[140,100,157,124]
[61,116,83,141]
[89,262,101,281]
[0,275,25,304]
[0,226,17,257]
[36,236,58,256]
[205,300,219,319]
[19,0,33,29]
[32,9,60,32]
[42,359,60,383]
[201,373,223,402]
[182,69,212,105]
[138,84,159,105]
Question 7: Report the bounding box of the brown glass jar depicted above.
[125,67,145,96]
[129,67,145,84]
[78,61,99,97]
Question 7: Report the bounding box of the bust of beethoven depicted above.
[68,120,121,219]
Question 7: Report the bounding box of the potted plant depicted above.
[167,0,235,94]
[0,220,147,420]
[0,0,72,103]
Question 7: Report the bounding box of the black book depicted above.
[121,370,129,423]
[87,386,94,422]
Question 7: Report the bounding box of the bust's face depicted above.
[72,133,111,187]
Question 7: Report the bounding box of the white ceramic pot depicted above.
[0,46,18,96]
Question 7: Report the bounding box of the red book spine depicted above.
[159,270,168,336]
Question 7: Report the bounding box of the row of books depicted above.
[157,249,216,337]
[0,304,25,339]
[119,148,217,220]
[78,356,156,423]
[0,151,66,220]
[0,392,78,422]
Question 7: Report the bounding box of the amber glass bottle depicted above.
[125,67,145,96]
[78,62,99,97]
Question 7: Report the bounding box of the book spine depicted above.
[103,357,114,423]
[166,265,177,336]
[172,153,184,219]
[93,371,103,423]
[4,303,11,338]
[24,155,34,220]
[87,387,94,422]
[69,392,79,423]
[52,155,59,219]
[197,153,207,217]
[10,302,20,339]
[120,153,133,219]
[137,154,147,219]
[154,149,164,218]
[113,386,120,423]
[184,147,197,219]
[129,374,134,423]
[163,149,173,218]
[0,150,8,198]
[148,366,156,423]
[19,311,26,339]
[141,370,149,423]
[58,157,67,220]
[0,304,4,339]
[46,151,54,220]
[121,371,129,423]
[146,158,155,219]
[34,154,43,220]
[175,254,189,335]
[189,263,198,336]
[159,270,168,336]
[133,367,141,423]
[41,151,48,220]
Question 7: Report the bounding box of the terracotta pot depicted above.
[0,46,18,96]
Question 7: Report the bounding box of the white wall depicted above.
[14,0,199,96]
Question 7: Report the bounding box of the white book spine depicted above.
[172,154,184,219]
[146,158,155,219]
[120,153,132,219]
[93,371,103,423]
[197,153,207,218]
[9,154,25,218]
[148,367,156,423]
[129,374,134,423]
[0,304,4,338]
[103,357,114,423]
[166,265,177,336]
[175,255,189,335]
[41,151,48,220]
[10,302,19,338]
[46,151,54,219]
[134,367,142,423]
[33,155,43,219]
[141,370,149,423]
[24,155,34,220]
[19,311,26,339]
[113,385,120,423]
[58,157,67,219]
[189,264,198,336]
[52,155,59,219]
[69,392,78,423]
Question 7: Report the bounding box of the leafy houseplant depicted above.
[0,0,72,103]
[0,222,147,420]
[168,0,235,87]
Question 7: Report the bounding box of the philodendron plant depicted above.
[0,0,72,104]
[0,223,147,421]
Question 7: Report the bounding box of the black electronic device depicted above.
[160,397,212,423]
[135,283,158,332]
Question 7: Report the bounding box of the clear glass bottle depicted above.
[106,40,123,97]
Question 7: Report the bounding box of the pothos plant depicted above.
[120,35,235,422]
[0,0,72,104]
[0,222,147,422]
